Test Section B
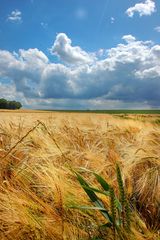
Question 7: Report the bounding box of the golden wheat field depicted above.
[0,110,159,240]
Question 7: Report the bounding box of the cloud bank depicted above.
[0,33,160,109]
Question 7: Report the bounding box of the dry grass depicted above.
[0,110,159,239]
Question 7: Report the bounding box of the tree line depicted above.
[0,98,22,109]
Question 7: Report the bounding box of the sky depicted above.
[0,0,160,109]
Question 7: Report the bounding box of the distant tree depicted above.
[0,98,8,109]
[15,101,22,109]
[0,98,22,109]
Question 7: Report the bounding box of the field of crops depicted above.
[0,110,159,239]
[39,109,160,114]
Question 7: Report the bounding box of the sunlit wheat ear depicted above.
[136,166,160,203]
[135,165,160,228]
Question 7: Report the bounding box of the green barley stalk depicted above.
[116,164,131,232]
[110,187,117,240]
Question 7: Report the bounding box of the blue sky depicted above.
[0,0,160,109]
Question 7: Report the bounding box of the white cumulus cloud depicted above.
[50,33,96,65]
[126,0,156,17]
[7,9,22,22]
[122,35,136,43]
[0,48,48,97]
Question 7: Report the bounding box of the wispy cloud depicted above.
[75,8,87,20]
[154,26,160,32]
[7,9,22,23]
[41,22,48,29]
[126,0,156,17]
[110,17,115,24]
[122,35,136,43]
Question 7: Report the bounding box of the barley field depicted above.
[0,110,159,240]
